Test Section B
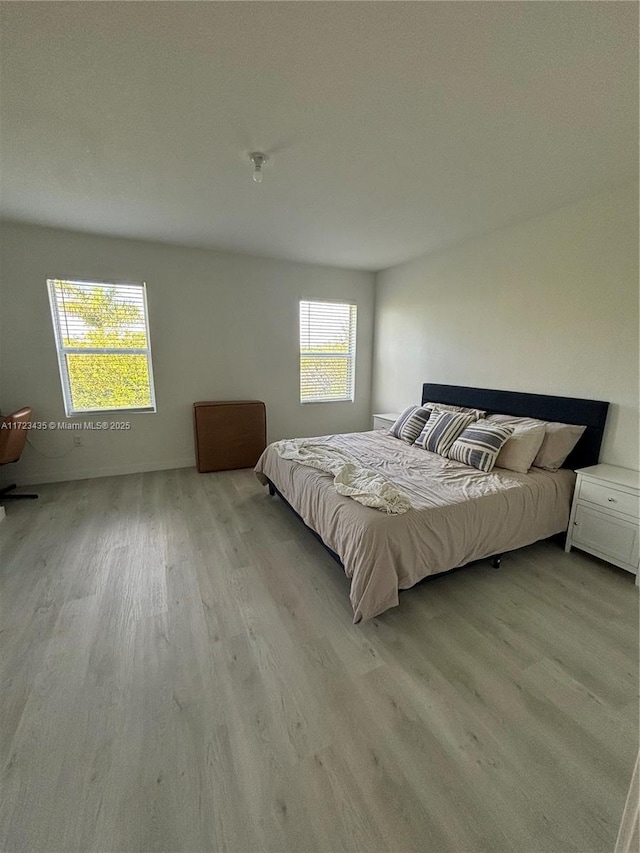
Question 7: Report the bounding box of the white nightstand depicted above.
[372,412,400,431]
[565,464,639,582]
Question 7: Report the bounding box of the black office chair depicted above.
[0,407,38,500]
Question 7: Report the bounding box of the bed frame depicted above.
[421,383,609,469]
[267,383,610,573]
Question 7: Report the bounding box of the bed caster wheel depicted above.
[491,556,501,569]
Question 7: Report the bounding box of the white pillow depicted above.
[533,422,587,470]
[487,414,586,471]
[493,422,546,473]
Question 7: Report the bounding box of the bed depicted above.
[255,383,609,622]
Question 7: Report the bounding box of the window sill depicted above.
[65,407,157,417]
[300,399,354,405]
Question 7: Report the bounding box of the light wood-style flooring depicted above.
[1,467,638,853]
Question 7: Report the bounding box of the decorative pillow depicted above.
[487,414,586,471]
[489,420,546,473]
[415,410,475,455]
[425,402,486,420]
[447,422,515,473]
[388,405,432,444]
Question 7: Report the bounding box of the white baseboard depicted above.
[15,457,196,486]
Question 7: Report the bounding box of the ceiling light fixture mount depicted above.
[249,151,268,183]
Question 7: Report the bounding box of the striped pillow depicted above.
[389,405,432,444]
[415,410,475,455]
[425,402,486,420]
[447,422,515,473]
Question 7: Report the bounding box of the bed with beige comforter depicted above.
[255,429,575,623]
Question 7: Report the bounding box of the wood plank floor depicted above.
[1,466,637,853]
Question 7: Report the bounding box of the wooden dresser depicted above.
[193,400,266,472]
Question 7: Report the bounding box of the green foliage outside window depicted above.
[66,354,152,411]
[300,354,350,399]
[300,322,355,402]
[51,280,153,411]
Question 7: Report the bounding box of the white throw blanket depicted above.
[273,439,412,514]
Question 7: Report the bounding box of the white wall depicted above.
[373,183,639,469]
[0,223,374,484]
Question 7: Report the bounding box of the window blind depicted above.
[299,300,357,403]
[47,279,156,415]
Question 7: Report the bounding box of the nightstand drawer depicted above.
[566,464,640,578]
[579,479,639,520]
[572,503,639,567]
[372,413,400,431]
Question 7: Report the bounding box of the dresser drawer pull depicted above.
[607,497,617,502]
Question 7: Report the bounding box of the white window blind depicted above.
[299,300,357,403]
[47,279,156,416]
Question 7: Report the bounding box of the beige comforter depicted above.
[255,430,575,623]
[272,438,413,513]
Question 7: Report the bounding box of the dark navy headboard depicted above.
[421,383,609,470]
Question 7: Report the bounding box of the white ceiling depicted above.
[1,1,637,271]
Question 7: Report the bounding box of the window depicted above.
[299,300,357,403]
[47,279,156,416]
